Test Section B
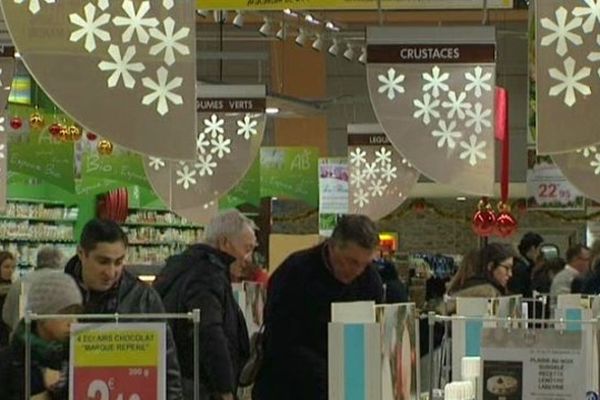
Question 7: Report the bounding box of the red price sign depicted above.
[537,183,572,202]
[74,367,157,400]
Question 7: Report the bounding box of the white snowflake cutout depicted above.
[353,188,370,208]
[422,66,450,98]
[148,157,165,170]
[380,163,397,183]
[142,67,183,116]
[375,147,392,165]
[162,0,174,10]
[0,117,5,132]
[587,34,600,78]
[98,45,145,89]
[113,0,159,44]
[377,68,405,101]
[14,0,55,15]
[548,57,591,107]
[176,164,197,190]
[203,114,224,136]
[363,162,379,180]
[350,148,367,167]
[210,134,231,159]
[573,0,600,34]
[369,180,387,197]
[237,115,258,140]
[149,17,191,66]
[459,135,487,166]
[464,66,492,98]
[432,120,462,149]
[196,154,217,177]
[540,6,583,57]
[442,91,472,120]
[69,3,111,52]
[97,0,109,10]
[577,146,597,158]
[591,153,600,174]
[413,93,441,125]
[196,132,210,154]
[465,103,492,134]
[350,169,366,188]
[0,144,5,159]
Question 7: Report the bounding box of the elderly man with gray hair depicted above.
[2,246,65,332]
[154,210,256,400]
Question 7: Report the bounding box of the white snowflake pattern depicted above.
[162,0,174,9]
[0,117,5,132]
[175,164,197,190]
[353,188,370,208]
[195,154,217,177]
[432,120,462,149]
[97,0,109,10]
[548,57,591,107]
[591,154,600,175]
[540,6,583,57]
[375,147,392,165]
[98,45,145,89]
[577,146,597,157]
[573,0,600,33]
[236,115,258,140]
[465,103,492,134]
[149,17,190,66]
[203,114,224,136]
[368,180,387,197]
[464,66,493,98]
[148,157,165,170]
[350,170,366,188]
[422,66,450,98]
[350,148,367,167]
[210,134,231,159]
[13,0,55,15]
[142,67,183,116]
[196,132,210,154]
[363,162,379,180]
[442,91,472,120]
[113,0,159,44]
[459,135,487,166]
[380,163,397,183]
[377,68,405,101]
[69,3,111,53]
[413,93,441,125]
[587,34,600,77]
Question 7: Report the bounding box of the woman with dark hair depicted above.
[0,251,15,347]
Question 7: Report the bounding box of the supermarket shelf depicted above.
[0,216,77,223]
[0,238,76,243]
[123,222,200,229]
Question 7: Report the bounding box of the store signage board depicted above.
[220,156,260,209]
[260,147,319,208]
[198,0,513,10]
[9,142,75,192]
[481,328,586,400]
[69,322,166,400]
[526,149,584,210]
[318,157,348,237]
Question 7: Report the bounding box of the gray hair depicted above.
[203,210,257,246]
[331,214,379,250]
[36,246,64,270]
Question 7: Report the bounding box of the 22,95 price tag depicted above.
[69,323,166,400]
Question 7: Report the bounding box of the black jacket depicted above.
[253,242,384,400]
[65,256,183,400]
[508,256,533,297]
[153,244,250,395]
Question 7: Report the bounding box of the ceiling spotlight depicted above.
[325,21,340,32]
[232,10,244,28]
[343,43,355,61]
[259,17,272,36]
[312,33,323,51]
[283,8,292,15]
[358,46,367,64]
[328,38,339,57]
[213,10,228,23]
[305,14,320,25]
[196,9,209,18]
[265,107,280,115]
[275,24,285,40]
[295,28,307,47]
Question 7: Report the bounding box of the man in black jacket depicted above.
[253,215,384,400]
[64,219,183,400]
[154,210,254,400]
[508,232,544,297]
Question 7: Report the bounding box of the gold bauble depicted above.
[97,139,114,155]
[58,125,70,142]
[29,112,45,130]
[68,125,82,141]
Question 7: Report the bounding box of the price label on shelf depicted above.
[69,323,166,400]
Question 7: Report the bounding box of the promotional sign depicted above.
[70,322,166,400]
[526,149,584,210]
[319,158,349,237]
[199,0,513,10]
[481,328,585,400]
[260,147,319,208]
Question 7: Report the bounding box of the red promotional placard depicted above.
[73,367,158,400]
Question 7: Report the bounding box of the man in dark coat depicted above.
[253,215,384,400]
[508,232,544,297]
[64,219,183,400]
[154,210,254,400]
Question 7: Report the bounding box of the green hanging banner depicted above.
[9,142,75,192]
[80,153,149,189]
[220,156,260,209]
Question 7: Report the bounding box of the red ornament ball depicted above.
[10,117,22,130]
[86,132,98,141]
[49,123,62,137]
[495,212,518,238]
[472,209,497,237]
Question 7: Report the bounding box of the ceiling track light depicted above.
[343,43,355,61]
[295,27,307,47]
[232,10,244,28]
[275,23,285,40]
[328,38,339,57]
[196,9,209,18]
[358,46,367,64]
[212,10,228,23]
[259,17,272,37]
[311,33,323,52]
[325,21,340,32]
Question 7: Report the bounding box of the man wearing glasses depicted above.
[550,244,591,295]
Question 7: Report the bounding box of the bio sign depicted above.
[70,323,166,400]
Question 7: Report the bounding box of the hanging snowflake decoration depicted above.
[380,163,397,183]
[98,44,145,88]
[353,188,370,208]
[540,6,583,57]
[572,0,600,33]
[69,3,111,53]
[368,180,387,197]
[577,145,597,157]
[14,0,56,15]
[196,132,210,154]
[112,0,159,44]
[591,153,600,174]
[236,115,258,140]
[350,170,366,188]
[377,68,405,100]
[442,91,472,120]
[175,164,197,190]
[375,147,392,165]
[196,154,217,177]
[422,66,450,98]
[413,93,441,125]
[0,117,5,133]
[464,66,493,98]
[149,17,191,66]
[432,120,462,149]
[203,114,225,136]
[459,135,487,166]
[210,134,231,159]
[548,57,591,107]
[465,103,492,134]
[148,156,165,170]
[141,67,183,115]
[350,148,367,167]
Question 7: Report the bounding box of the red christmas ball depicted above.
[472,209,497,237]
[10,117,22,130]
[495,212,518,238]
[48,123,62,137]
[86,132,98,141]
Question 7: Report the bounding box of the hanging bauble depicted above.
[10,117,22,130]
[412,199,427,214]
[472,198,496,237]
[29,111,44,130]
[86,132,98,141]
[495,202,518,238]
[48,123,62,138]
[97,139,114,155]
[69,125,82,142]
[58,125,70,142]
